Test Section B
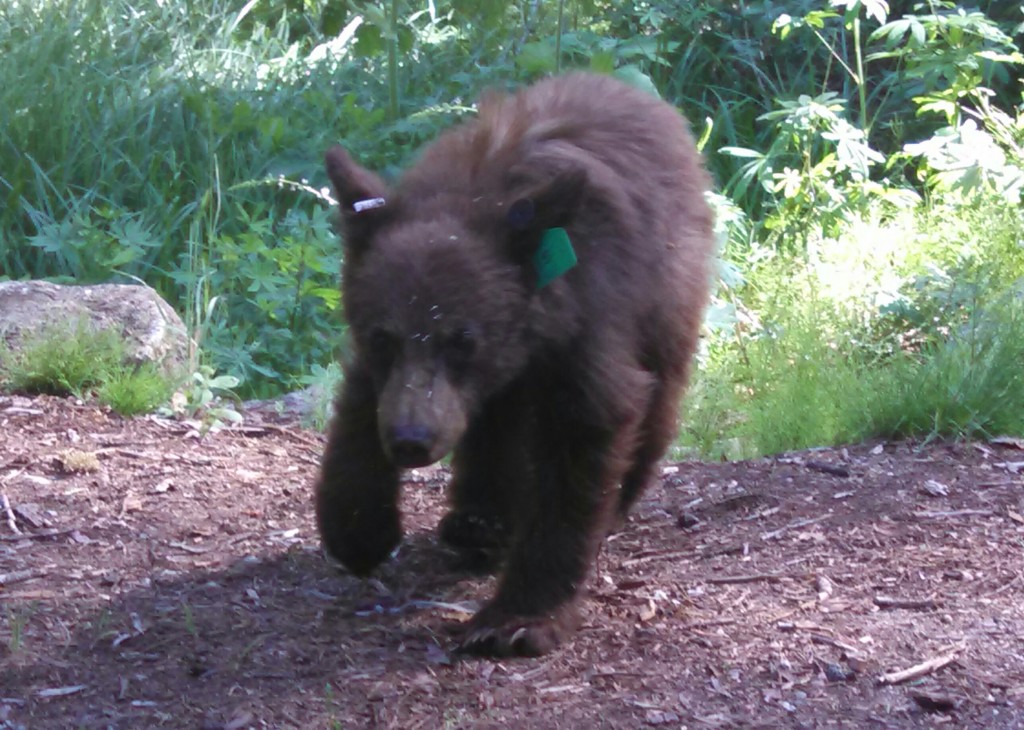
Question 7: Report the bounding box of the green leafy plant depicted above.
[723,92,891,248]
[3,0,1023,453]
[165,365,244,433]
[681,192,1024,458]
[868,1,1024,201]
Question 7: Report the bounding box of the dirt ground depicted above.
[1,394,1023,729]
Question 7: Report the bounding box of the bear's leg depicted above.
[440,384,531,565]
[315,364,402,576]
[459,370,644,657]
[617,372,687,519]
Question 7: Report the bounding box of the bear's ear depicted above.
[325,146,391,249]
[504,166,587,243]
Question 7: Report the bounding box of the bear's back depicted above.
[394,73,714,359]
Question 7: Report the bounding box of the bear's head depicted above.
[325,146,585,468]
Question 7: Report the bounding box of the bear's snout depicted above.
[387,423,438,468]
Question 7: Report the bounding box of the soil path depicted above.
[1,395,1023,728]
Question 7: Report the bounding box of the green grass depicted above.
[96,369,177,417]
[0,0,372,396]
[878,297,1024,441]
[679,197,1024,460]
[0,0,509,397]
[0,320,175,415]
[680,296,1024,460]
[3,0,1022,442]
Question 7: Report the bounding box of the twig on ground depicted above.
[680,618,737,631]
[35,685,88,698]
[990,572,1023,596]
[777,622,860,654]
[0,568,46,585]
[913,509,994,519]
[1,468,27,484]
[1,492,21,534]
[805,460,850,477]
[808,633,861,655]
[621,549,697,568]
[0,527,78,542]
[761,515,830,541]
[878,645,964,685]
[874,595,938,610]
[708,573,781,585]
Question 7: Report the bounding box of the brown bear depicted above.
[315,72,715,657]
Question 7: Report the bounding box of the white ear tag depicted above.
[352,197,386,213]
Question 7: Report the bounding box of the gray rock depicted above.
[0,280,191,377]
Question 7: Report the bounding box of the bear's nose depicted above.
[389,424,435,468]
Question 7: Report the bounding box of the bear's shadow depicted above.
[1,528,495,725]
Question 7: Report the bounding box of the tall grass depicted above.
[1,0,361,394]
[0,319,174,414]
[680,296,1024,460]
[3,0,1023,440]
[0,0,359,269]
[0,0,508,396]
[879,294,1024,441]
[680,198,1024,459]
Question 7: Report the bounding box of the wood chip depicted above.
[638,599,657,621]
[12,502,49,529]
[816,575,834,600]
[36,685,88,698]
[920,479,949,497]
[878,646,963,685]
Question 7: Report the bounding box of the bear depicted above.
[315,71,715,657]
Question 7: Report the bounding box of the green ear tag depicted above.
[533,227,577,289]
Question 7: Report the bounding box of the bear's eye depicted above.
[442,328,476,372]
[366,327,399,370]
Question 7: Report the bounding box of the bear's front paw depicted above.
[320,514,401,577]
[457,602,580,657]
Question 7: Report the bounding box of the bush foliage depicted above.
[1,0,1022,452]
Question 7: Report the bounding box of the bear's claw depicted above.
[456,603,579,657]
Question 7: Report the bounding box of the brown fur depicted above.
[315,72,715,656]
